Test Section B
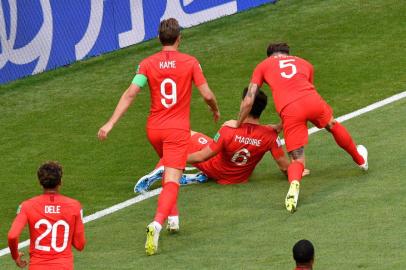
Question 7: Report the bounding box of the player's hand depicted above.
[98,122,114,141]
[269,123,283,133]
[222,119,238,128]
[302,169,310,177]
[15,252,27,268]
[212,110,220,123]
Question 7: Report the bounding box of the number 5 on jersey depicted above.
[161,78,177,108]
[279,59,297,79]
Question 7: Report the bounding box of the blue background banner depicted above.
[0,0,276,84]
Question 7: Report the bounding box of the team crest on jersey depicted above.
[16,205,21,214]
[198,137,208,144]
[213,132,220,142]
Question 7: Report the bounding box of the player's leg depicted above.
[135,131,209,192]
[136,130,165,193]
[309,96,368,170]
[167,202,180,233]
[134,163,164,193]
[145,129,189,255]
[286,148,305,213]
[146,167,182,255]
[178,131,211,185]
[166,131,211,232]
[281,103,307,213]
[325,118,368,170]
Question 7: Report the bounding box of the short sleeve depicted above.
[16,202,28,219]
[192,60,207,87]
[136,59,148,76]
[251,62,265,87]
[208,127,228,153]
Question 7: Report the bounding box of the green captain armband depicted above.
[132,74,147,88]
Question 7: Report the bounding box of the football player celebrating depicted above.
[135,88,308,231]
[98,18,220,255]
[228,43,368,213]
[8,161,86,270]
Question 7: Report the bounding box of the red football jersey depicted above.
[198,123,284,184]
[8,193,85,270]
[137,50,207,130]
[251,55,318,113]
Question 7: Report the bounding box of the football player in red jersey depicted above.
[97,18,220,255]
[228,43,368,213]
[134,88,309,231]
[7,161,86,270]
[187,88,289,184]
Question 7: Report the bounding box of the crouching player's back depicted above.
[199,123,283,185]
[8,161,85,270]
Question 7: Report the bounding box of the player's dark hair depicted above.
[242,87,268,119]
[267,42,290,57]
[37,161,63,189]
[293,239,315,264]
[158,18,181,46]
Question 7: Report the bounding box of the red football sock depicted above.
[288,161,304,183]
[169,203,179,217]
[330,122,364,165]
[154,182,179,225]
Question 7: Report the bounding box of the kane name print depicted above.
[159,61,176,69]
[234,135,262,146]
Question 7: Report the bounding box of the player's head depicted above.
[267,42,290,57]
[293,239,315,267]
[37,161,63,190]
[242,87,268,119]
[158,18,181,46]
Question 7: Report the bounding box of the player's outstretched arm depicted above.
[187,145,217,164]
[197,83,220,123]
[226,83,258,128]
[98,84,141,140]
[274,155,290,176]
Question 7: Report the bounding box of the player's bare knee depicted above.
[164,167,183,183]
[325,118,337,132]
[289,147,305,161]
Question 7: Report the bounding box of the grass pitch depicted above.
[1,0,405,269]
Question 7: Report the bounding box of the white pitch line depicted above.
[1,91,405,257]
